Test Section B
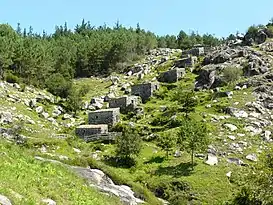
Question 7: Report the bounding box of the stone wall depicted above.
[131,82,159,103]
[158,68,185,83]
[175,56,197,68]
[75,124,108,138]
[109,96,140,113]
[188,47,205,56]
[88,108,120,126]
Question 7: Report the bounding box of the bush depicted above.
[153,86,169,100]
[157,132,177,158]
[66,86,83,114]
[222,67,243,84]
[148,178,191,204]
[45,73,72,98]
[4,71,20,83]
[115,126,142,167]
[178,118,209,168]
[173,90,199,118]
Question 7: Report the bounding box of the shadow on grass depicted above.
[144,156,165,164]
[155,162,197,177]
[103,155,136,168]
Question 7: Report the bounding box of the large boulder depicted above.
[205,154,218,166]
[244,28,268,45]
[194,64,224,90]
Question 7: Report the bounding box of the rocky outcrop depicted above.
[195,45,273,90]
[73,167,144,205]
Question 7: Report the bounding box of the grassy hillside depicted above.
[0,140,121,205]
[1,43,273,204]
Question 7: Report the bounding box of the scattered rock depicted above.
[110,76,120,85]
[262,130,272,141]
[223,124,238,132]
[0,112,13,124]
[246,153,258,162]
[244,126,262,136]
[228,135,236,141]
[205,154,218,166]
[73,148,81,153]
[35,106,44,114]
[63,114,72,120]
[227,158,245,166]
[226,107,248,118]
[226,171,232,178]
[41,112,49,119]
[174,150,181,157]
[41,198,56,205]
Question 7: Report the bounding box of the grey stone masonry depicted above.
[175,56,197,68]
[88,108,120,126]
[188,47,205,57]
[109,96,140,113]
[131,82,159,103]
[76,124,108,138]
[158,68,185,83]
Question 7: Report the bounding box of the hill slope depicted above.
[1,40,273,204]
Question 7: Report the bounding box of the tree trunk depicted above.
[191,149,194,170]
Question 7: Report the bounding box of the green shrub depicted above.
[148,178,191,204]
[154,86,169,100]
[115,126,142,166]
[45,73,72,98]
[222,67,243,84]
[4,70,20,83]
[157,133,177,158]
[173,90,199,118]
[66,86,82,114]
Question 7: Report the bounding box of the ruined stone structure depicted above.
[131,82,159,102]
[189,47,205,56]
[75,124,108,138]
[109,96,140,113]
[175,56,197,68]
[158,68,185,83]
[88,108,120,126]
[182,46,205,57]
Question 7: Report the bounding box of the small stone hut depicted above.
[88,108,120,126]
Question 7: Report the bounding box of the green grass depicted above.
[0,140,121,205]
[73,77,112,101]
[95,143,240,204]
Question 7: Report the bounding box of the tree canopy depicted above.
[0,21,222,96]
